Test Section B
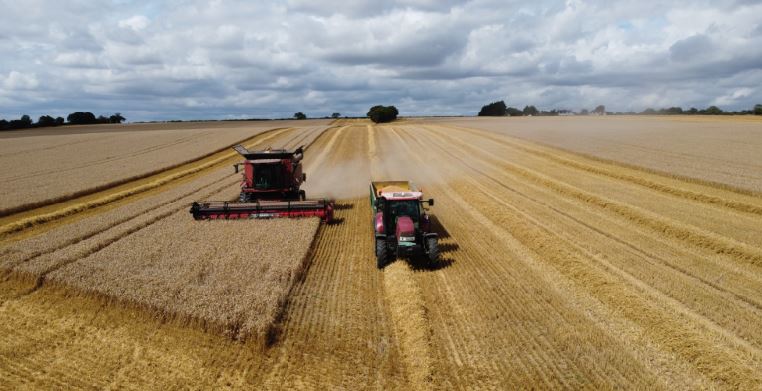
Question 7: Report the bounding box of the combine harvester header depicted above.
[190,144,334,222]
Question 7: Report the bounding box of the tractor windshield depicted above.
[384,199,419,234]
[389,200,420,220]
[253,163,284,190]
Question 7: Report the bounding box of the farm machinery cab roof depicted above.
[190,144,334,222]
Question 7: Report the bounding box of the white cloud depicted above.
[1,0,762,121]
[714,87,754,105]
[118,15,150,31]
[2,71,39,90]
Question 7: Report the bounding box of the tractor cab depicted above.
[375,197,421,235]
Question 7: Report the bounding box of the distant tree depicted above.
[506,106,523,116]
[331,112,341,119]
[478,100,507,116]
[642,108,656,114]
[20,115,33,127]
[367,105,399,123]
[662,107,683,114]
[6,115,33,130]
[67,112,97,124]
[754,104,762,115]
[55,117,65,126]
[0,119,8,130]
[593,105,606,114]
[523,105,539,116]
[580,109,589,115]
[294,112,307,120]
[704,105,723,115]
[37,115,57,127]
[109,113,126,123]
[687,107,698,114]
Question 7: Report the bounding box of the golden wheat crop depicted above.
[0,120,328,215]
[48,212,319,342]
[2,118,762,389]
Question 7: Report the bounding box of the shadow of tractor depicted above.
[392,213,459,272]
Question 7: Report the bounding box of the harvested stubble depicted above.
[48,213,320,342]
[440,116,762,193]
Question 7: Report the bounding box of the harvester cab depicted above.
[370,181,439,268]
[189,145,334,222]
[233,145,306,202]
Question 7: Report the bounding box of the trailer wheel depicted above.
[376,239,387,269]
[427,237,439,262]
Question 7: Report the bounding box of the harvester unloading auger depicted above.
[190,144,334,222]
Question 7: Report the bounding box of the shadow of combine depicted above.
[327,217,345,225]
[332,202,355,211]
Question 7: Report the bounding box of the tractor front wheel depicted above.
[426,237,439,262]
[376,239,387,269]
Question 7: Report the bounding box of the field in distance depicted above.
[1,116,761,389]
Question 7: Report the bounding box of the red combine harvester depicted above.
[190,144,334,222]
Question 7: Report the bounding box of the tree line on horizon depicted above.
[478,100,762,117]
[0,112,126,131]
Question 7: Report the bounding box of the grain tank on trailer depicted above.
[190,144,334,222]
[370,181,439,268]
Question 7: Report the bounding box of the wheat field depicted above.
[1,117,762,389]
[0,119,330,215]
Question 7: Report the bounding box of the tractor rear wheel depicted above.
[376,239,387,269]
[426,237,439,262]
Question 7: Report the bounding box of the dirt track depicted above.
[2,119,762,389]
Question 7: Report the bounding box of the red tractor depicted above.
[370,181,439,268]
[190,144,334,222]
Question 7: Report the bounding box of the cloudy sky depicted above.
[1,0,761,121]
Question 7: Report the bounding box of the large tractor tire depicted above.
[376,238,387,269]
[426,237,439,263]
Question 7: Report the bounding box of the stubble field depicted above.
[1,116,761,389]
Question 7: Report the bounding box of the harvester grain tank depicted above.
[370,181,439,268]
[190,145,334,222]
